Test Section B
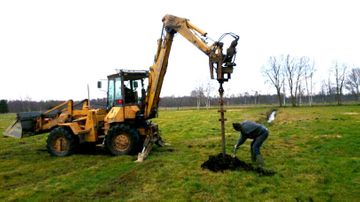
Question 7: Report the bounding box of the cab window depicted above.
[108,77,124,108]
[115,77,123,104]
[107,79,115,107]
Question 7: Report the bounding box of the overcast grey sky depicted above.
[1,0,359,101]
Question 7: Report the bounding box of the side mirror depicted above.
[97,81,102,88]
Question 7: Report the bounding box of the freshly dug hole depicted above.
[201,153,275,176]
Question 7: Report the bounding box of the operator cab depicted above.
[106,70,149,110]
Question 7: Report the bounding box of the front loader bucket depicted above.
[4,120,23,138]
[3,112,42,138]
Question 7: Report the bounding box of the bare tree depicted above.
[320,80,327,103]
[244,92,250,104]
[284,55,295,106]
[333,62,347,105]
[284,55,308,107]
[345,67,360,101]
[190,86,205,109]
[254,91,259,105]
[204,81,213,109]
[304,59,316,106]
[297,83,305,106]
[263,56,284,107]
[326,76,334,96]
[282,78,286,106]
[24,96,33,111]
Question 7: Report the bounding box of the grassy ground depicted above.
[0,105,359,201]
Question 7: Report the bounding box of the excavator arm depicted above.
[162,15,211,55]
[144,14,239,119]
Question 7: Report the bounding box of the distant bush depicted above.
[0,99,9,113]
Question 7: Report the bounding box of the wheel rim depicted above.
[53,136,70,153]
[113,134,130,152]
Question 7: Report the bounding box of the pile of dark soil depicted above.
[201,153,276,176]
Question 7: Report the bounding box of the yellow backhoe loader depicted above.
[4,14,239,161]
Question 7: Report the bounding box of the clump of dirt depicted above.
[201,153,276,176]
[166,148,175,152]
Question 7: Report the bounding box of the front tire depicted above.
[47,127,78,157]
[106,124,140,155]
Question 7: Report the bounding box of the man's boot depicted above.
[255,154,264,167]
[251,149,256,163]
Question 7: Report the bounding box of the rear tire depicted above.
[47,127,78,157]
[106,124,139,155]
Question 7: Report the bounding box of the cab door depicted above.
[107,77,124,109]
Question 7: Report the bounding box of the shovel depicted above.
[3,112,42,138]
[4,120,23,138]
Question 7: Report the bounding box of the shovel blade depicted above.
[4,112,43,138]
[4,120,23,138]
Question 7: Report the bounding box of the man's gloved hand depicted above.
[232,144,238,158]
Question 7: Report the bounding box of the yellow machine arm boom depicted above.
[162,15,211,55]
[144,14,239,119]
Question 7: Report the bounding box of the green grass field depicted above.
[1,105,359,201]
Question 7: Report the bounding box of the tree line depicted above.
[1,54,359,113]
[263,54,360,107]
[0,99,108,114]
[159,93,359,108]
[1,92,359,114]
